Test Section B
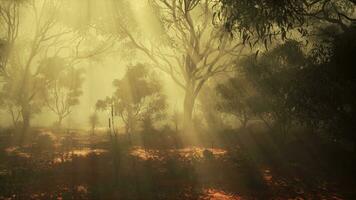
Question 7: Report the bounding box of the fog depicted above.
[1,0,355,199]
[0,0,186,128]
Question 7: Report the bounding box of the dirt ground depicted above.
[0,128,355,200]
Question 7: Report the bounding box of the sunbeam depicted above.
[0,0,355,199]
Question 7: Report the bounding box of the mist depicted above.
[1,0,356,199]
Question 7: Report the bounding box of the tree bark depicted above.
[183,86,196,134]
[22,113,30,132]
[20,106,30,145]
[240,118,248,129]
[240,110,249,128]
[57,116,63,127]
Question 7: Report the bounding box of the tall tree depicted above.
[109,0,244,132]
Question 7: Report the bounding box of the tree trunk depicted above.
[240,118,247,129]
[183,86,196,134]
[57,116,63,127]
[240,110,249,128]
[22,113,30,132]
[125,123,132,145]
[20,106,30,145]
[19,69,32,144]
[92,125,95,135]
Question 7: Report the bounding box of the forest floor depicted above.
[0,127,355,200]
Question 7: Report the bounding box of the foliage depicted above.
[241,40,307,137]
[216,0,355,44]
[216,75,254,128]
[289,25,356,143]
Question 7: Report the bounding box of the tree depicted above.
[289,25,356,146]
[0,0,20,77]
[171,109,181,133]
[89,112,99,135]
[108,0,244,132]
[216,0,356,44]
[242,40,307,139]
[40,57,84,126]
[0,64,44,128]
[216,75,254,128]
[198,82,225,132]
[0,0,22,127]
[96,63,166,137]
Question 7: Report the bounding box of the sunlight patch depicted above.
[130,146,162,161]
[53,148,108,163]
[130,146,228,161]
[5,146,31,158]
[201,188,244,200]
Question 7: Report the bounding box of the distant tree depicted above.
[97,64,166,137]
[89,113,99,135]
[96,97,114,115]
[40,57,84,127]
[216,75,254,128]
[171,109,181,133]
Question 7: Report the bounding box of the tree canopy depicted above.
[216,0,356,44]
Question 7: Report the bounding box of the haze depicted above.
[1,0,355,199]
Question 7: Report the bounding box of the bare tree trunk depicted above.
[240,110,249,128]
[183,86,195,134]
[20,106,30,145]
[125,124,132,144]
[109,114,120,185]
[92,125,95,135]
[240,119,247,129]
[57,116,63,127]
[22,113,30,132]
